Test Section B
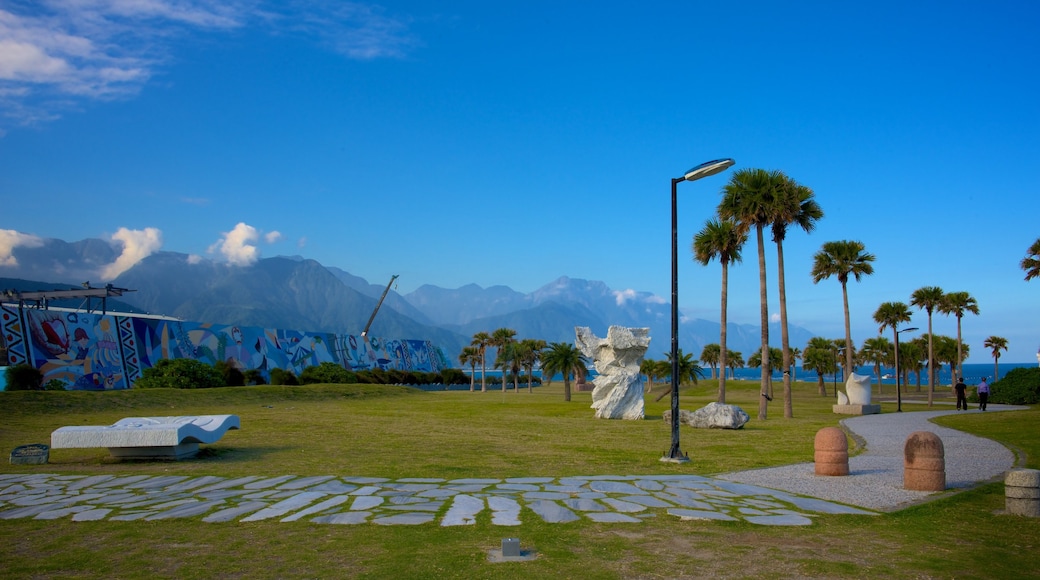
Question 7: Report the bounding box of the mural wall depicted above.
[0,304,450,390]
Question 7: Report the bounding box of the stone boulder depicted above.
[663,403,749,430]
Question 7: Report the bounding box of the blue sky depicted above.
[1,1,1039,364]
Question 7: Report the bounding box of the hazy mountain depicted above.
[2,236,818,367]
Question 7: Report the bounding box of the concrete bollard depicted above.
[903,431,945,491]
[1005,468,1040,517]
[814,427,849,476]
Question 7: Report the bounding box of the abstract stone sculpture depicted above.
[663,403,749,429]
[833,373,881,415]
[52,415,240,459]
[575,326,649,420]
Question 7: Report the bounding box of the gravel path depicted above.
[717,404,1025,512]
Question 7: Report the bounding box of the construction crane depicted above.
[361,275,398,338]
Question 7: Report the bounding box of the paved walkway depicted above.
[0,405,1024,527]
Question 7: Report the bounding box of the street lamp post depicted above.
[894,327,919,412]
[663,158,734,464]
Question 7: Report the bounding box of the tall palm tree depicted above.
[769,178,823,418]
[789,347,802,382]
[1021,238,1040,281]
[518,338,546,393]
[874,301,913,400]
[726,350,744,380]
[983,336,1008,381]
[938,292,979,382]
[540,342,586,402]
[748,347,784,376]
[470,331,491,392]
[699,343,722,380]
[860,336,892,394]
[458,346,481,392]
[693,217,747,404]
[804,337,838,396]
[910,286,945,406]
[811,240,876,380]
[490,327,517,392]
[494,342,522,392]
[719,168,782,419]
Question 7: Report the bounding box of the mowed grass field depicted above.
[1,379,1038,579]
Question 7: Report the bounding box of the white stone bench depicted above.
[51,415,240,459]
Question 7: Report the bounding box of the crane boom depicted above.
[361,274,398,338]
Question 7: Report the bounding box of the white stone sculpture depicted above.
[844,373,872,405]
[575,326,650,420]
[663,402,749,429]
[52,415,240,459]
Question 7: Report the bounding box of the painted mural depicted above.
[0,304,450,390]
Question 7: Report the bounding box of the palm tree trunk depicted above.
[564,374,571,402]
[756,225,770,420]
[841,281,853,382]
[776,238,793,418]
[480,351,487,392]
[926,313,934,407]
[719,261,729,404]
[956,316,964,381]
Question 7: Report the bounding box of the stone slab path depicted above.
[0,472,874,527]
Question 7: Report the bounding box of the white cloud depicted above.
[264,230,282,244]
[209,222,260,266]
[187,253,202,264]
[297,236,307,248]
[0,2,416,129]
[0,228,44,266]
[100,226,163,279]
[613,289,637,306]
[770,312,781,324]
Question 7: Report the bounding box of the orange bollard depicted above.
[904,431,946,491]
[814,427,849,476]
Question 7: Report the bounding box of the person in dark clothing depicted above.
[954,377,968,410]
[978,377,990,411]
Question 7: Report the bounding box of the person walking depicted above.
[977,377,990,411]
[954,377,968,410]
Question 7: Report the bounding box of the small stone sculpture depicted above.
[844,373,872,405]
[51,415,240,459]
[575,326,650,420]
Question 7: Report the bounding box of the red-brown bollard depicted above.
[814,427,849,476]
[904,431,946,491]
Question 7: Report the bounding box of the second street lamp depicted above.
[663,158,734,464]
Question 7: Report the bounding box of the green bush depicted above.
[4,364,43,391]
[269,368,299,386]
[989,367,1040,404]
[43,379,68,391]
[441,368,467,385]
[243,369,267,386]
[299,362,356,384]
[134,358,224,389]
[215,361,246,387]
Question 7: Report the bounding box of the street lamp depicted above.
[663,158,735,464]
[894,327,919,412]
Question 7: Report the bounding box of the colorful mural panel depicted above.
[0,306,450,390]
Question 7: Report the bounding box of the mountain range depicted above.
[0,237,815,365]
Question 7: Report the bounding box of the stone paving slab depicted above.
[0,473,875,527]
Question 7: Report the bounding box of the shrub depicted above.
[4,364,43,391]
[43,379,68,391]
[441,368,467,385]
[215,360,246,387]
[269,368,299,386]
[989,367,1040,405]
[134,358,224,389]
[299,362,356,384]
[243,369,267,386]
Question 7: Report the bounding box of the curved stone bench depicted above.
[51,415,240,460]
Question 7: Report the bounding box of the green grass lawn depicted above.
[2,379,1038,579]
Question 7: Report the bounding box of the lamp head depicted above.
[682,158,735,182]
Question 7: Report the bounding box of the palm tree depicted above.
[910,286,945,406]
[789,347,802,382]
[494,342,522,392]
[640,358,662,393]
[694,217,747,405]
[726,350,744,380]
[811,240,876,380]
[518,338,546,393]
[900,340,923,388]
[490,327,517,392]
[860,336,892,394]
[804,337,838,396]
[748,347,784,376]
[938,292,979,382]
[470,331,491,392]
[769,177,823,418]
[1021,238,1040,281]
[540,342,586,402]
[699,343,722,380]
[983,336,1008,381]
[719,168,782,419]
[458,346,481,392]
[655,349,702,402]
[874,301,913,400]
[933,334,966,385]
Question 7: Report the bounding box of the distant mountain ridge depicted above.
[1,236,816,365]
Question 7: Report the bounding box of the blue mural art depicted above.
[0,304,450,390]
